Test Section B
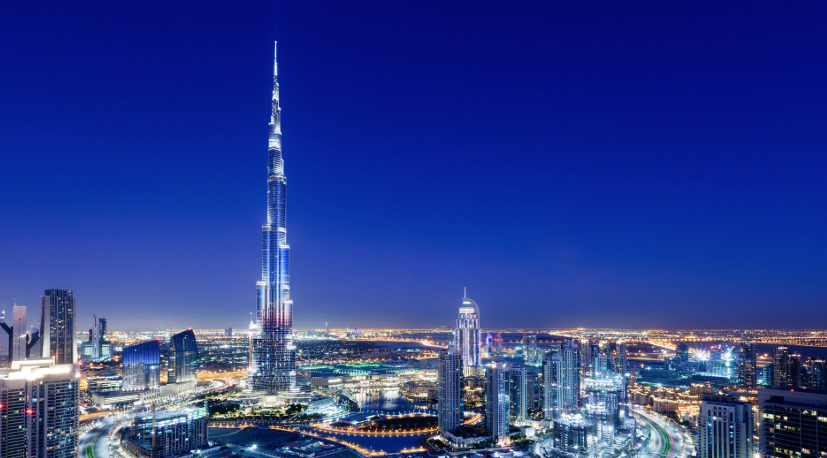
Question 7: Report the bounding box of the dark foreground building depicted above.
[759,387,827,458]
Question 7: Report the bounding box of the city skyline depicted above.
[2,2,827,330]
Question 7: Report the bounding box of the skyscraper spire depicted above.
[252,42,297,395]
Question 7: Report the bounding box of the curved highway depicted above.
[633,409,685,458]
[78,419,118,458]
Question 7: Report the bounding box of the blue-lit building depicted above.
[437,345,462,438]
[168,330,198,388]
[251,42,297,395]
[485,361,510,444]
[122,341,160,392]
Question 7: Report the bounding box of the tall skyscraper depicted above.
[91,315,106,359]
[251,42,297,395]
[759,388,827,458]
[808,358,826,391]
[122,340,161,392]
[485,361,510,444]
[509,364,528,423]
[168,330,198,388]
[773,346,802,388]
[0,359,80,458]
[699,394,753,458]
[12,304,26,362]
[543,354,563,419]
[615,339,627,374]
[560,339,582,412]
[737,340,757,389]
[437,345,462,439]
[38,289,77,364]
[455,288,481,376]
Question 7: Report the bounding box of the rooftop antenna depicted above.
[463,287,467,299]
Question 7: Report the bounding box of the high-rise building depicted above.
[122,340,161,392]
[587,341,599,376]
[616,339,627,374]
[126,405,208,458]
[92,315,106,359]
[168,330,198,388]
[12,305,26,362]
[677,342,689,363]
[495,333,503,355]
[552,414,592,454]
[225,327,233,337]
[737,341,757,389]
[437,345,462,439]
[484,333,493,357]
[485,361,510,444]
[773,346,802,388]
[699,394,753,458]
[81,315,111,361]
[543,354,563,419]
[591,341,608,378]
[38,289,77,364]
[251,42,298,395]
[808,358,826,391]
[759,388,827,458]
[509,364,528,423]
[560,339,582,412]
[0,359,80,458]
[455,288,481,376]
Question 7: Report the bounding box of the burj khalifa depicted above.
[251,42,297,394]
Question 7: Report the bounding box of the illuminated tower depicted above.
[455,288,481,375]
[251,42,297,394]
[437,345,462,438]
[485,361,511,444]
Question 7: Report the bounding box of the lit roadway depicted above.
[78,418,118,458]
[633,408,688,458]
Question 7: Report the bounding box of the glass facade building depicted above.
[737,340,757,389]
[437,345,462,438]
[122,341,161,392]
[455,288,481,376]
[38,289,77,364]
[251,42,297,394]
[485,361,510,444]
[168,330,198,386]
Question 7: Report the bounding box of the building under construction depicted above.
[124,405,208,458]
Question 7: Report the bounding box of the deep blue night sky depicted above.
[2,1,826,331]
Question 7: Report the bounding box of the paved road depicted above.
[78,419,118,458]
[634,409,681,458]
